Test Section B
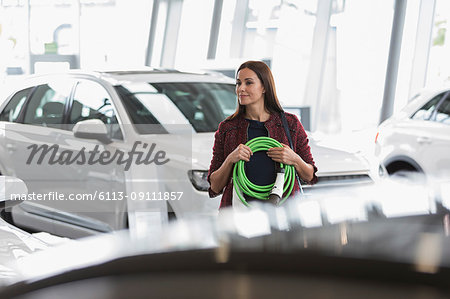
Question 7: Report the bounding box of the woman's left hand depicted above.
[267,143,299,165]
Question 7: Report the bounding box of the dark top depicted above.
[245,119,276,186]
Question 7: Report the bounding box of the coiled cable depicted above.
[233,136,296,206]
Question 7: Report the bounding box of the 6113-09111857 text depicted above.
[10,191,184,201]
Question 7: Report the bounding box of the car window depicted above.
[433,97,450,125]
[152,82,236,132]
[114,85,166,135]
[70,80,123,140]
[411,93,445,121]
[0,87,32,122]
[23,82,72,129]
[115,82,236,133]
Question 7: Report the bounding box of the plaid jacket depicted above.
[207,112,317,209]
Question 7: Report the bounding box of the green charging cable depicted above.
[233,136,296,207]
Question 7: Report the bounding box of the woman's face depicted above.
[236,68,265,106]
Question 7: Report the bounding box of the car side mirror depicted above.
[73,119,112,144]
[0,176,28,210]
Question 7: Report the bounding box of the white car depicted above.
[0,69,374,238]
[375,87,450,177]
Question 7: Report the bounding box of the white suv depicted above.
[0,69,374,238]
[375,87,450,178]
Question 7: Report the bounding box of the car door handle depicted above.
[416,136,432,144]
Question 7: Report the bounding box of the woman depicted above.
[208,60,317,209]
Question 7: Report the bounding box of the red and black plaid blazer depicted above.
[207,112,317,209]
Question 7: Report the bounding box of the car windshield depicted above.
[115,82,236,133]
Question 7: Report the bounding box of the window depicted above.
[70,80,123,140]
[151,82,236,132]
[434,98,450,124]
[0,87,32,122]
[411,93,445,121]
[116,82,236,133]
[114,85,166,135]
[23,81,73,129]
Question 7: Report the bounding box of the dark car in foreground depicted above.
[1,174,450,298]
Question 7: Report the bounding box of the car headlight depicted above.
[188,170,210,191]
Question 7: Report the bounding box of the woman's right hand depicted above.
[226,144,253,163]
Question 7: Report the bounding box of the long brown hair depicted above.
[227,60,283,120]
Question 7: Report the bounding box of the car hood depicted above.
[311,143,370,175]
[189,133,370,175]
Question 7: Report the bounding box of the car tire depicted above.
[385,161,419,176]
[0,209,14,225]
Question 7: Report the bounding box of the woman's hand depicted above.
[226,144,253,163]
[267,143,314,182]
[210,144,252,194]
[267,143,300,165]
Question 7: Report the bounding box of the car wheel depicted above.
[385,161,420,176]
[0,210,14,224]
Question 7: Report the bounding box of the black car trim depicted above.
[431,90,450,121]
[19,203,112,233]
[16,86,37,124]
[384,155,424,173]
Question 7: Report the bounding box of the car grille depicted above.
[304,174,373,188]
